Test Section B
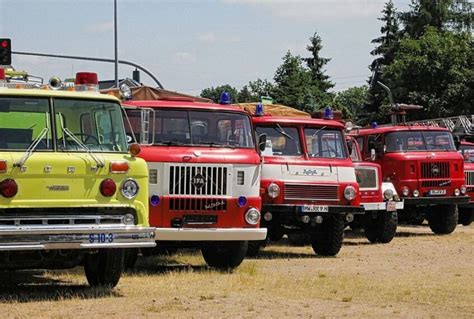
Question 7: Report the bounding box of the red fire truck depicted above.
[347,135,403,243]
[122,92,266,269]
[354,109,469,234]
[249,105,364,256]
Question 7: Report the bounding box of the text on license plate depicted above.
[302,205,329,213]
[429,189,446,196]
[89,233,114,244]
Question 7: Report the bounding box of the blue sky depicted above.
[0,0,410,95]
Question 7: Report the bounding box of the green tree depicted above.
[200,84,239,103]
[303,32,334,92]
[333,86,370,124]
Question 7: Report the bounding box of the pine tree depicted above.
[370,0,400,67]
[303,32,334,92]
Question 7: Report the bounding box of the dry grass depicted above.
[0,224,473,318]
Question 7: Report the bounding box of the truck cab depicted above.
[458,141,474,226]
[0,69,155,287]
[251,108,364,256]
[354,125,468,234]
[122,94,266,269]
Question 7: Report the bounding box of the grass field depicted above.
[1,224,473,318]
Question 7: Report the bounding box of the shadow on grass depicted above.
[0,270,121,303]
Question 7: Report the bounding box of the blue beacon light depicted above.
[219,92,231,105]
[323,106,334,120]
[237,196,247,207]
[371,121,378,128]
[150,195,160,206]
[255,103,265,116]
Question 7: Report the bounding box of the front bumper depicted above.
[403,196,470,206]
[362,201,404,211]
[0,225,156,251]
[262,204,365,215]
[155,227,267,241]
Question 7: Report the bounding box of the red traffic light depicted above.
[0,38,12,65]
[1,40,9,48]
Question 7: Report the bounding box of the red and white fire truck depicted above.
[248,105,364,256]
[347,135,403,243]
[354,108,469,234]
[121,92,266,269]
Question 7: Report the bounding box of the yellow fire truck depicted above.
[0,68,155,287]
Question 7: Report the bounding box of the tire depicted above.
[84,249,124,287]
[287,233,311,246]
[364,211,398,244]
[201,241,248,270]
[310,215,344,256]
[246,240,263,257]
[458,207,473,226]
[123,248,139,270]
[427,204,458,234]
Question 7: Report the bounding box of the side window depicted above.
[80,113,93,135]
[95,111,113,144]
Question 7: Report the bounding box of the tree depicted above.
[303,32,334,92]
[200,84,239,103]
[333,86,370,124]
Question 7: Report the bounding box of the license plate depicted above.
[386,201,397,212]
[429,189,446,196]
[89,233,114,244]
[302,205,329,213]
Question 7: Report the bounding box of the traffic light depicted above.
[0,39,12,65]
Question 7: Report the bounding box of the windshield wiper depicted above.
[63,127,105,168]
[274,124,294,140]
[14,127,49,168]
[311,126,327,137]
[197,141,236,149]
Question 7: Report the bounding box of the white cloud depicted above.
[221,0,385,20]
[198,32,218,44]
[174,52,197,65]
[197,32,241,44]
[85,21,114,33]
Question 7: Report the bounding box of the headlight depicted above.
[383,189,394,200]
[123,213,135,225]
[344,185,356,201]
[401,187,410,196]
[245,208,260,225]
[454,188,460,196]
[461,186,467,194]
[121,179,139,199]
[413,189,419,197]
[267,183,280,199]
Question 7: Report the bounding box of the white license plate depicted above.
[429,189,446,196]
[302,205,329,213]
[386,201,397,212]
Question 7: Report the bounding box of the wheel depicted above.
[427,205,458,234]
[310,215,344,256]
[246,240,264,257]
[84,249,124,287]
[287,233,311,246]
[123,248,139,270]
[201,241,248,270]
[458,207,473,226]
[364,211,398,244]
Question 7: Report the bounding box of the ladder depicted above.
[405,115,474,136]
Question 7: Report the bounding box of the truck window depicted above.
[255,125,301,156]
[385,131,455,152]
[304,128,347,159]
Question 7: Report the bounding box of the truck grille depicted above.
[169,165,228,196]
[421,162,450,179]
[421,180,451,187]
[169,198,227,211]
[284,184,338,201]
[183,215,217,225]
[465,171,474,186]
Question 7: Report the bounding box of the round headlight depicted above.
[245,208,261,225]
[413,189,420,197]
[121,179,139,199]
[383,189,394,200]
[401,187,410,197]
[267,183,280,199]
[123,213,135,225]
[454,188,460,196]
[344,185,356,201]
[461,186,467,195]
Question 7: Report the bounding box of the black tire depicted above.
[84,249,124,287]
[246,240,263,257]
[201,241,248,270]
[123,248,139,270]
[310,215,344,256]
[458,207,473,226]
[287,233,311,246]
[364,211,398,244]
[427,204,458,234]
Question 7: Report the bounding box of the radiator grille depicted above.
[421,180,451,187]
[169,165,228,196]
[169,198,227,211]
[182,215,217,225]
[465,171,474,186]
[421,162,450,179]
[284,184,338,201]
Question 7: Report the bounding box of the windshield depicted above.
[385,131,455,152]
[255,125,301,156]
[304,128,347,158]
[126,108,255,148]
[0,97,52,151]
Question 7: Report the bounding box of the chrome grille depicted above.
[0,215,126,226]
[169,165,228,196]
[421,162,450,179]
[169,198,227,211]
[421,180,451,187]
[183,215,217,225]
[284,184,338,201]
[465,171,474,186]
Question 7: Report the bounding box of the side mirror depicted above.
[454,136,461,150]
[370,149,377,161]
[258,133,267,152]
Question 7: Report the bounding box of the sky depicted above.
[0,0,411,95]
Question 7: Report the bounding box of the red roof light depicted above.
[75,72,98,85]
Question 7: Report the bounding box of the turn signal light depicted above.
[128,143,141,156]
[100,178,116,197]
[110,161,129,173]
[0,179,18,198]
[0,160,6,173]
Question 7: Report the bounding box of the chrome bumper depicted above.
[362,201,404,211]
[0,225,156,251]
[156,228,267,241]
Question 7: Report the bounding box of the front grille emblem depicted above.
[192,173,205,189]
[431,164,439,176]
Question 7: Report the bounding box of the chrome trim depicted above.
[362,201,404,211]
